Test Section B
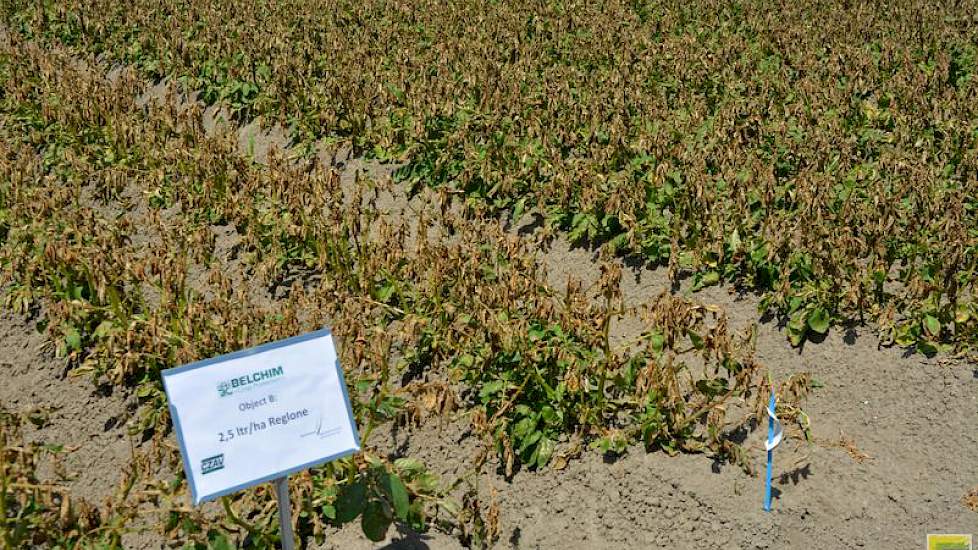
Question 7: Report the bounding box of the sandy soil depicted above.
[0,312,136,508]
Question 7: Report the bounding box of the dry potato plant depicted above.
[0,407,106,548]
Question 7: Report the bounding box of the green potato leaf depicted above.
[383,472,410,521]
[334,481,367,524]
[807,307,830,334]
[361,500,392,542]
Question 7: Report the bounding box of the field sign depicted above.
[162,328,360,505]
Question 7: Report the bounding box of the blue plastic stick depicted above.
[763,389,776,512]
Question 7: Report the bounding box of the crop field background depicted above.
[0,0,976,548]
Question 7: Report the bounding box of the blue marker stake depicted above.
[763,389,783,512]
[764,390,775,511]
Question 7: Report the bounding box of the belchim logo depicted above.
[216,366,284,397]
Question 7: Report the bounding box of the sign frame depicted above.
[162,327,360,505]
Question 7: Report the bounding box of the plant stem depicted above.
[221,495,264,542]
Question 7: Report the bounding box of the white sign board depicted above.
[162,329,360,504]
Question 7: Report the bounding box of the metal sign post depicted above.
[274,476,296,550]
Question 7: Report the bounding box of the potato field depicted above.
[1,1,976,548]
